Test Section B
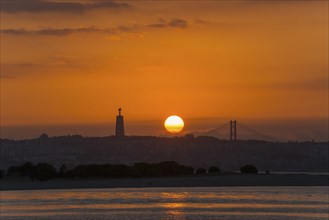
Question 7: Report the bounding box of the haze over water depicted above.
[1,187,328,220]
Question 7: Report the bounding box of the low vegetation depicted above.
[240,164,258,174]
[0,169,4,179]
[195,168,207,174]
[6,161,198,181]
[4,161,231,181]
[6,162,57,181]
[208,166,221,174]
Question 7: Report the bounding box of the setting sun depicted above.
[164,115,184,134]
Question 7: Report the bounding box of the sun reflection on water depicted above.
[1,187,328,220]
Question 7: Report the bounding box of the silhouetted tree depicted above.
[7,166,20,176]
[66,164,135,178]
[134,162,159,177]
[208,166,221,174]
[33,163,57,181]
[0,169,4,179]
[159,161,194,176]
[126,166,141,178]
[58,164,67,177]
[6,162,58,181]
[158,161,179,176]
[60,164,67,173]
[133,161,194,177]
[109,164,130,178]
[68,164,100,178]
[181,165,194,175]
[20,162,35,177]
[9,161,196,179]
[195,168,206,174]
[240,164,258,174]
[7,162,35,178]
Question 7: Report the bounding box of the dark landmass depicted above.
[1,174,328,191]
[4,161,196,181]
[1,135,328,172]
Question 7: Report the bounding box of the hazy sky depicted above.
[0,0,328,140]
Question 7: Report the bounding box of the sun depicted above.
[164,115,184,134]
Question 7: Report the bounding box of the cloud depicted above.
[1,63,41,78]
[148,18,188,29]
[0,57,83,78]
[168,19,188,28]
[194,18,210,25]
[1,26,123,36]
[1,0,131,13]
[276,78,328,91]
[247,78,328,91]
[148,23,167,28]
[48,55,78,67]
[1,18,190,37]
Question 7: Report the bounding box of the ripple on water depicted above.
[1,187,328,220]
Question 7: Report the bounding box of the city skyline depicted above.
[1,113,327,141]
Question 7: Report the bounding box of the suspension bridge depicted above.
[201,120,280,142]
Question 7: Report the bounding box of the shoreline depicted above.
[1,174,328,191]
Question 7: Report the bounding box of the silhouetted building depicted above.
[115,107,125,137]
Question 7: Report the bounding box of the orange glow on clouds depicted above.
[0,0,328,139]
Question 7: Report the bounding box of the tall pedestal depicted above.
[115,108,125,137]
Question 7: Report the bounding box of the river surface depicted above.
[1,187,328,220]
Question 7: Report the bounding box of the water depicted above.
[1,187,328,220]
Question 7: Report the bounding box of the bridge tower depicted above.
[230,120,237,142]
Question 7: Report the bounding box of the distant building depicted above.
[115,107,125,137]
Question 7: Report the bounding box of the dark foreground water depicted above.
[1,187,328,220]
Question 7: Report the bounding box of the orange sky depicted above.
[0,0,328,139]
